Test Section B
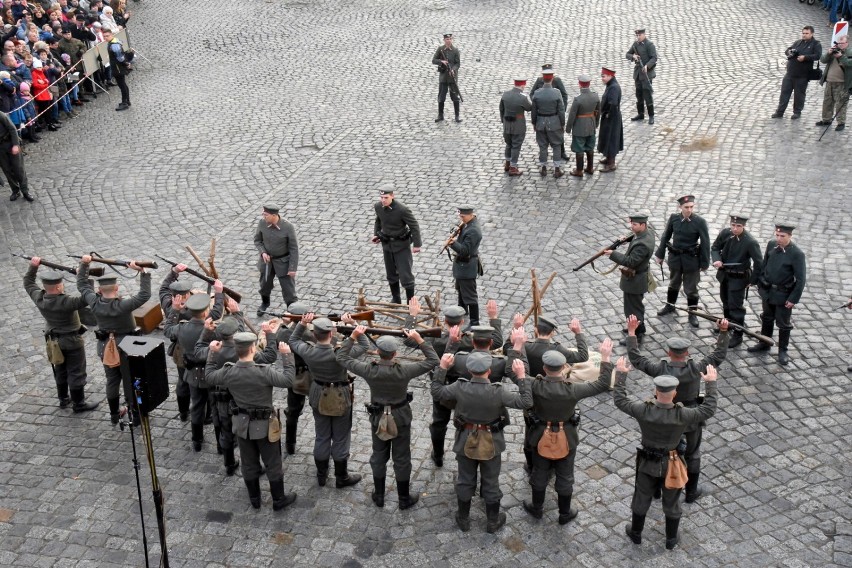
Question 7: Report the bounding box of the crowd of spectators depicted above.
[818,1,852,28]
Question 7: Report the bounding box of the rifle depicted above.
[631,43,654,93]
[669,305,774,345]
[259,310,375,322]
[155,255,243,303]
[441,46,463,102]
[336,325,443,338]
[69,255,158,269]
[573,234,634,272]
[14,253,105,277]
[837,300,852,310]
[438,220,465,261]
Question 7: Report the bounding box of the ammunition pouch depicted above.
[453,417,503,433]
[529,411,580,428]
[666,244,700,257]
[365,392,412,415]
[237,407,273,421]
[378,229,411,243]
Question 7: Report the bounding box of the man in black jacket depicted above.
[773,26,823,119]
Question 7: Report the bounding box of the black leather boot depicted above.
[648,105,655,125]
[435,101,445,122]
[71,388,99,413]
[453,101,461,122]
[389,282,402,305]
[523,447,533,474]
[224,447,240,476]
[430,433,444,467]
[334,459,362,488]
[557,493,578,525]
[257,295,271,317]
[108,397,121,424]
[523,489,545,519]
[728,331,743,348]
[658,288,678,316]
[177,395,190,422]
[631,101,644,121]
[748,320,774,352]
[57,383,71,408]
[584,151,595,174]
[665,517,680,550]
[455,498,471,532]
[372,477,385,507]
[397,480,419,510]
[684,471,702,503]
[687,305,700,328]
[284,417,297,455]
[191,422,203,452]
[405,287,415,302]
[778,329,791,365]
[625,513,645,544]
[467,303,480,326]
[315,458,329,487]
[485,501,506,533]
[214,426,223,455]
[245,478,262,509]
[270,479,297,511]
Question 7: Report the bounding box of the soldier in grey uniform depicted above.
[626,314,729,503]
[499,78,532,176]
[274,302,311,455]
[289,313,369,488]
[615,360,719,550]
[565,74,600,177]
[711,215,763,348]
[530,64,569,163]
[655,195,711,327]
[626,28,658,124]
[158,264,194,421]
[747,223,807,366]
[372,185,422,304]
[523,340,613,524]
[449,206,483,326]
[25,257,98,412]
[336,327,439,509]
[431,351,532,533]
[164,287,224,451]
[76,255,150,425]
[604,214,655,344]
[531,68,566,177]
[206,333,298,511]
[431,33,461,123]
[1,110,33,202]
[254,205,299,316]
[196,316,280,475]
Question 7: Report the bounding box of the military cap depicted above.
[262,205,280,214]
[666,337,691,353]
[375,336,399,353]
[216,317,240,337]
[286,301,309,315]
[541,63,554,70]
[578,73,591,83]
[40,271,65,285]
[775,222,795,234]
[601,67,616,77]
[629,213,648,223]
[536,315,558,333]
[635,28,646,34]
[542,350,567,368]
[466,351,492,374]
[653,375,679,392]
[730,214,748,225]
[443,305,466,323]
[233,332,257,346]
[470,325,495,340]
[378,185,395,195]
[185,293,211,313]
[677,194,696,205]
[443,33,453,39]
[312,317,334,332]
[97,276,118,286]
[168,280,193,294]
[458,206,475,214]
[541,67,555,76]
[514,77,528,85]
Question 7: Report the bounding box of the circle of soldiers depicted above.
[21,30,811,552]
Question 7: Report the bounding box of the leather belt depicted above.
[577,112,596,118]
[537,112,556,117]
[314,379,349,387]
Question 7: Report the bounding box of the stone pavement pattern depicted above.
[1,0,850,566]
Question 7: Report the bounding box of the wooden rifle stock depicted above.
[438,221,465,258]
[336,325,443,338]
[14,253,105,276]
[155,255,243,303]
[69,255,158,269]
[260,310,375,322]
[573,234,634,272]
[670,305,775,345]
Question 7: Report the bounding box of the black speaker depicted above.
[119,336,169,416]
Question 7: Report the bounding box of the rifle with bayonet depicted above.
[259,310,375,322]
[837,299,852,310]
[668,305,774,345]
[154,255,243,303]
[69,254,158,269]
[573,234,634,272]
[14,253,105,276]
[336,325,443,338]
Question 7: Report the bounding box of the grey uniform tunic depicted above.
[25,266,89,389]
[205,354,295,482]
[531,84,566,166]
[374,199,421,290]
[528,362,612,495]
[625,39,657,113]
[614,372,717,519]
[566,88,601,152]
[336,338,439,479]
[711,228,763,327]
[609,228,655,335]
[499,87,532,166]
[158,270,193,399]
[431,366,533,502]
[254,217,299,305]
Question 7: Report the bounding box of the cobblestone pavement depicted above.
[1,0,850,566]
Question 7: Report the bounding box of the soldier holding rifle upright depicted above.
[626,28,658,124]
[432,33,461,123]
[447,206,483,327]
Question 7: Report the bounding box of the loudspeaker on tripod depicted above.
[119,336,169,416]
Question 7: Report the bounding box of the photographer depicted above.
[815,35,851,132]
[772,26,822,120]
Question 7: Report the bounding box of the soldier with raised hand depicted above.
[655,195,711,328]
[604,213,655,344]
[25,257,98,413]
[158,263,194,421]
[523,339,613,524]
[626,314,729,503]
[500,77,532,176]
[432,33,461,123]
[77,254,150,425]
[615,358,719,550]
[372,185,422,305]
[206,334,297,511]
[626,28,658,124]
[710,215,763,348]
[431,352,532,534]
[565,74,601,177]
[531,68,566,178]
[336,326,439,510]
[274,301,311,456]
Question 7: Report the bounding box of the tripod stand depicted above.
[120,407,150,568]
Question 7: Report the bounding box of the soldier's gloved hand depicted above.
[486,299,498,320]
[30,256,41,267]
[439,353,455,370]
[512,359,526,380]
[616,356,631,373]
[278,342,292,355]
[701,364,718,382]
[408,297,421,317]
[626,314,640,335]
[209,340,223,353]
[599,338,613,361]
[204,317,216,331]
[570,318,581,334]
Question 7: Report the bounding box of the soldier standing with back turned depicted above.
[565,74,601,177]
[531,68,566,178]
[500,77,532,176]
[372,185,422,305]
